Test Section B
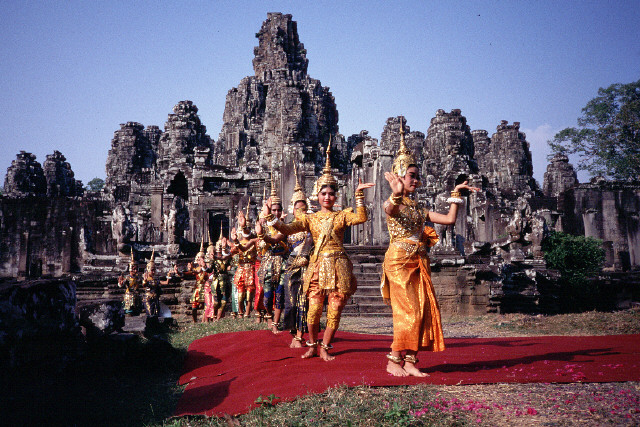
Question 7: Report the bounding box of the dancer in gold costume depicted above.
[280,165,313,348]
[263,139,374,360]
[187,237,208,323]
[118,249,141,315]
[255,169,289,334]
[142,248,161,317]
[381,120,480,377]
[230,201,260,318]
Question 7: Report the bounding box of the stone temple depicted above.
[1,13,639,321]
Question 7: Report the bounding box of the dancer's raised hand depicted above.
[356,177,375,192]
[230,227,237,242]
[237,211,246,229]
[255,220,263,237]
[384,171,404,196]
[454,181,481,194]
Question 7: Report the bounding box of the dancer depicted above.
[202,236,217,322]
[381,121,480,377]
[118,249,141,315]
[213,236,233,320]
[187,238,208,323]
[255,170,290,333]
[230,201,259,318]
[264,139,374,360]
[141,248,161,317]
[280,165,313,348]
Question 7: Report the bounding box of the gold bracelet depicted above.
[355,190,364,198]
[450,191,461,198]
[388,195,403,206]
[257,232,265,239]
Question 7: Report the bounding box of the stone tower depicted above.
[216,12,346,206]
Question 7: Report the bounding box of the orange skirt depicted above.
[381,244,445,353]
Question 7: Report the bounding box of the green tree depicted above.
[542,231,605,311]
[86,177,105,192]
[548,79,640,180]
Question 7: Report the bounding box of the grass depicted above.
[3,310,640,426]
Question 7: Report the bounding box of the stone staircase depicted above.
[343,245,391,317]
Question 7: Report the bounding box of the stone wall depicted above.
[1,11,639,317]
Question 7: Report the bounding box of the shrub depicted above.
[542,231,605,311]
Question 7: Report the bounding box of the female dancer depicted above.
[263,141,374,360]
[280,166,313,348]
[230,202,260,318]
[255,177,289,334]
[382,123,479,376]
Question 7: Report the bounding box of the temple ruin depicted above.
[1,13,639,326]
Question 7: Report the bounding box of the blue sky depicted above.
[1,1,639,186]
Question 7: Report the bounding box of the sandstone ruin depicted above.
[1,13,639,327]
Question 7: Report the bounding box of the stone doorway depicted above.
[167,171,188,200]
[208,212,230,243]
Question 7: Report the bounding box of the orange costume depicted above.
[380,120,445,355]
[381,198,444,353]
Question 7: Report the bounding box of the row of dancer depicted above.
[259,129,478,376]
[189,126,479,376]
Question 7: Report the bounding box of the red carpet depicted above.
[174,330,640,417]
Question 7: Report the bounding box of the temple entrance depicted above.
[167,171,188,200]
[209,212,230,243]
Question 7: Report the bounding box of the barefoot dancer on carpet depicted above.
[382,120,480,377]
[230,201,259,319]
[280,164,313,348]
[263,138,374,361]
[255,169,289,334]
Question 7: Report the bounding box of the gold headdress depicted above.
[215,222,224,253]
[146,248,155,272]
[195,232,205,261]
[206,229,215,258]
[314,135,338,194]
[269,163,282,207]
[129,247,136,269]
[289,163,307,213]
[391,117,416,177]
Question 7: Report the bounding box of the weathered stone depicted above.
[0,279,83,367]
[77,300,125,336]
[3,151,47,197]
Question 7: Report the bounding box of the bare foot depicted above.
[319,347,335,361]
[301,347,317,359]
[387,360,408,377]
[290,338,303,348]
[271,324,281,334]
[403,363,429,377]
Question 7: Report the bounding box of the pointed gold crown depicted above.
[270,163,282,206]
[392,117,416,177]
[146,248,155,271]
[129,247,136,268]
[207,229,215,254]
[290,163,307,206]
[215,222,224,252]
[314,135,338,194]
[244,197,251,225]
[196,232,205,260]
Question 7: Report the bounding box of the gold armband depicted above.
[389,194,403,206]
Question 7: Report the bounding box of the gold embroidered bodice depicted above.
[386,197,430,242]
[236,238,257,264]
[274,206,367,294]
[275,206,367,256]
